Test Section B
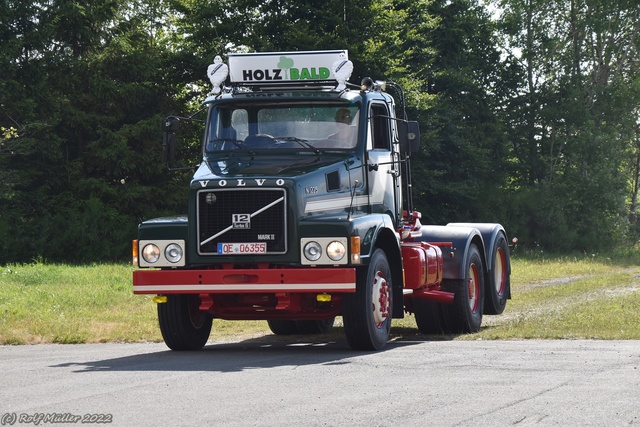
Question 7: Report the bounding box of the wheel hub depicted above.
[371,271,390,327]
[188,296,207,329]
[495,247,506,295]
[467,264,480,313]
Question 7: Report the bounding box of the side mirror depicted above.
[162,116,180,166]
[398,120,420,153]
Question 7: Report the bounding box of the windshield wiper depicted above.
[275,137,321,154]
[207,138,254,154]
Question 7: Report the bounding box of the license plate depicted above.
[217,242,267,254]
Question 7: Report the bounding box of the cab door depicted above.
[366,102,402,226]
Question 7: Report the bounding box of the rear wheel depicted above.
[267,317,336,335]
[296,318,335,334]
[414,299,447,334]
[158,294,212,350]
[484,234,510,315]
[442,244,485,333]
[267,318,336,335]
[343,249,392,351]
[267,320,299,335]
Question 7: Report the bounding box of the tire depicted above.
[484,234,510,315]
[343,249,392,351]
[414,299,447,334]
[442,244,485,333]
[268,318,336,335]
[267,320,299,335]
[296,318,335,334]
[158,294,213,350]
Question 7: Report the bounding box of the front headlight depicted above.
[300,237,349,265]
[326,241,346,261]
[303,241,323,262]
[142,244,161,264]
[165,243,184,263]
[138,240,186,267]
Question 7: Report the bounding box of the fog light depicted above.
[326,241,346,261]
[142,244,161,264]
[317,294,332,303]
[165,243,183,263]
[303,241,322,262]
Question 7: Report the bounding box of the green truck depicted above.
[132,50,511,351]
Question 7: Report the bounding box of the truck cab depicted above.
[133,50,511,351]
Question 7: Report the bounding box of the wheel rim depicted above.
[468,263,480,314]
[371,271,390,328]
[187,296,206,329]
[495,247,507,296]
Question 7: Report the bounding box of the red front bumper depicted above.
[133,268,357,295]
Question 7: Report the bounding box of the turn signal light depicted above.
[350,235,361,264]
[132,240,139,267]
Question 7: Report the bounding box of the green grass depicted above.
[0,263,158,344]
[477,253,640,340]
[1,254,639,344]
[393,253,640,340]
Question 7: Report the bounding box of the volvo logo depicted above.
[199,179,286,187]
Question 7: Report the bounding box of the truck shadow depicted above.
[390,326,460,343]
[50,328,456,374]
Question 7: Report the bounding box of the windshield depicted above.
[206,102,359,153]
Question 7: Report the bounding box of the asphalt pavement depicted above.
[1,337,639,426]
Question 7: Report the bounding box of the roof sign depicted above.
[226,50,352,88]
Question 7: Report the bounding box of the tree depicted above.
[409,0,511,225]
[0,0,189,263]
[5,0,637,262]
[494,0,640,250]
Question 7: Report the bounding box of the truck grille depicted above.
[197,188,287,255]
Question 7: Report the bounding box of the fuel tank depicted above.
[401,241,443,289]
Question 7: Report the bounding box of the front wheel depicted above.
[158,294,213,350]
[343,249,392,351]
